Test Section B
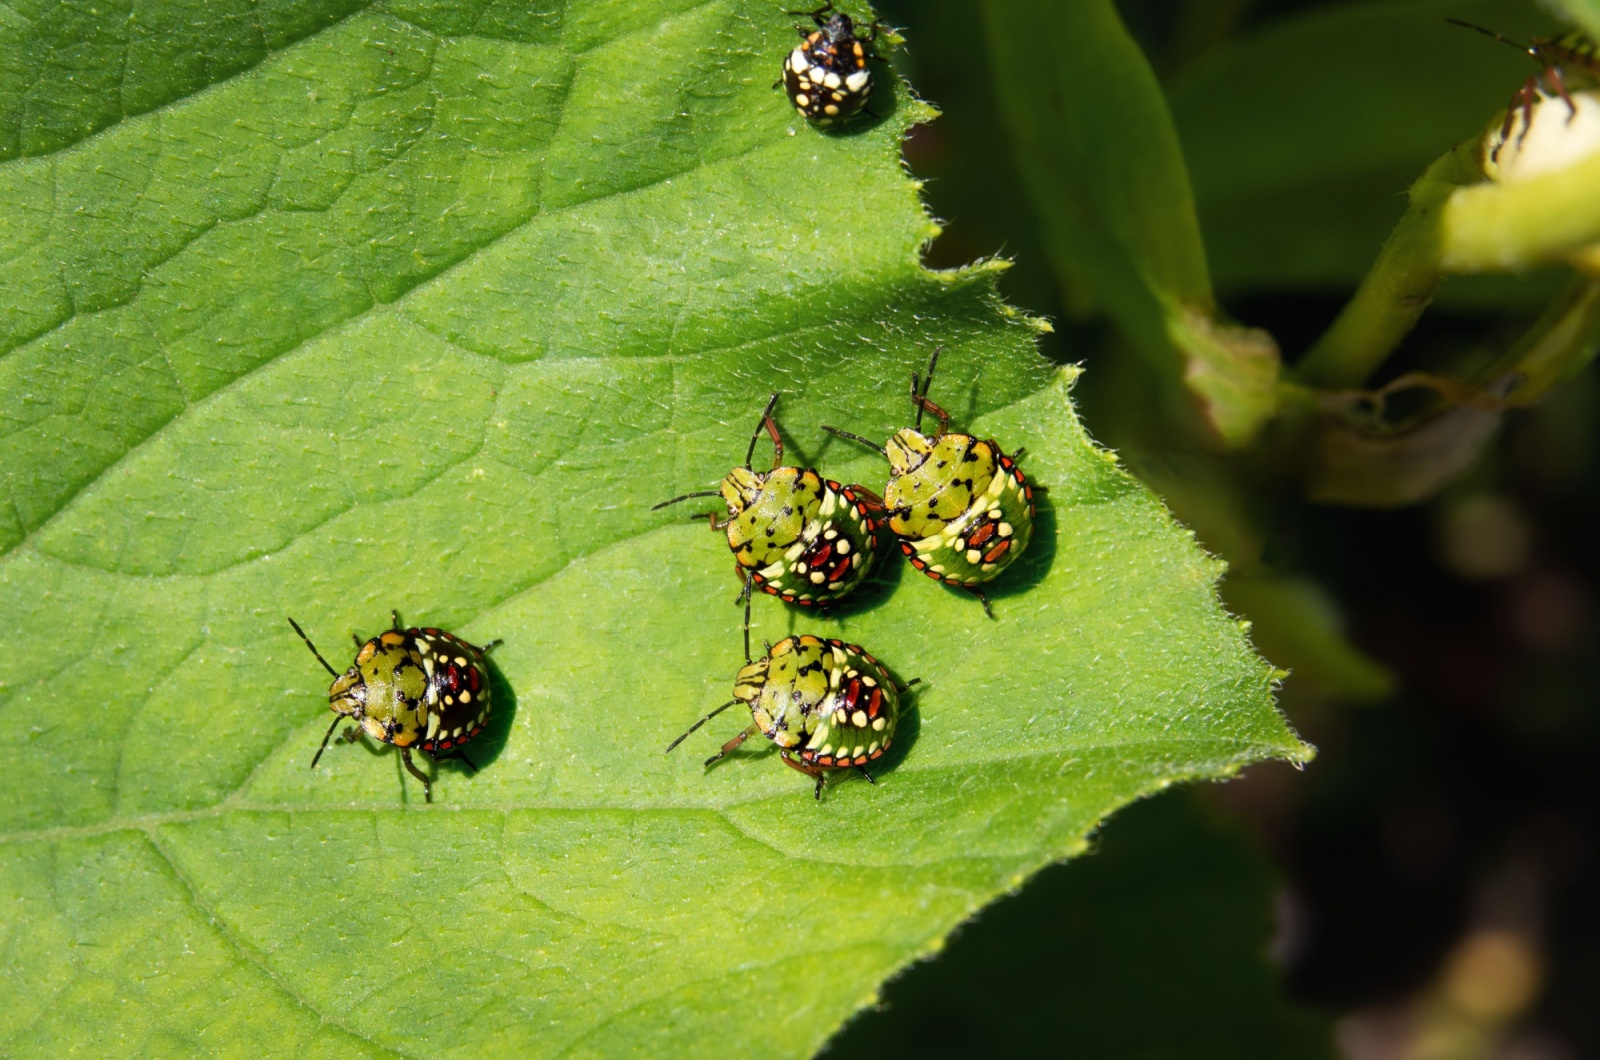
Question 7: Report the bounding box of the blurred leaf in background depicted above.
[983,0,1282,448]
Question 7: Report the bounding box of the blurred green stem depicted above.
[1297,130,1600,391]
[1293,143,1480,389]
[1483,275,1600,405]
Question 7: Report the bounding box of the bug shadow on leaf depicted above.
[459,656,516,769]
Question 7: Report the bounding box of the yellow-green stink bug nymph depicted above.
[782,3,881,125]
[288,613,497,803]
[666,633,913,800]
[823,349,1036,617]
[652,393,887,640]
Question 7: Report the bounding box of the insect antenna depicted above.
[912,346,942,431]
[666,700,741,753]
[1444,18,1539,59]
[820,424,887,456]
[288,616,340,677]
[309,715,343,769]
[746,392,783,470]
[740,575,754,663]
[651,490,722,510]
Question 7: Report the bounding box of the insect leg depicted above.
[1543,64,1578,121]
[963,584,996,620]
[779,752,828,800]
[705,723,760,767]
[399,746,433,803]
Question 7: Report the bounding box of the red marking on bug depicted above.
[467,667,482,692]
[984,540,1012,565]
[966,521,996,547]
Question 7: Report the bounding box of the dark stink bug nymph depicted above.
[782,3,880,125]
[667,633,913,800]
[652,393,886,644]
[289,613,496,802]
[824,349,1036,617]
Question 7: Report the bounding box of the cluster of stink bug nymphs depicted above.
[285,6,920,805]
[289,613,497,803]
[659,349,1039,800]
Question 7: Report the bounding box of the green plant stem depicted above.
[1293,143,1480,389]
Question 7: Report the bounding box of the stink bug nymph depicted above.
[289,613,496,802]
[782,3,880,125]
[824,349,1037,617]
[652,393,886,641]
[666,633,913,800]
[1447,20,1600,160]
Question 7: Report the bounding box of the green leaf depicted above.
[981,0,1281,447]
[828,790,1335,1059]
[0,1,1307,1054]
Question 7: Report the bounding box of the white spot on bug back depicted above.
[846,70,869,92]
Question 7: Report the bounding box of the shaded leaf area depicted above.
[981,0,1279,447]
[0,0,1305,1055]
[827,789,1334,1060]
[1168,0,1567,305]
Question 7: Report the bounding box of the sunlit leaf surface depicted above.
[0,1,1306,1054]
